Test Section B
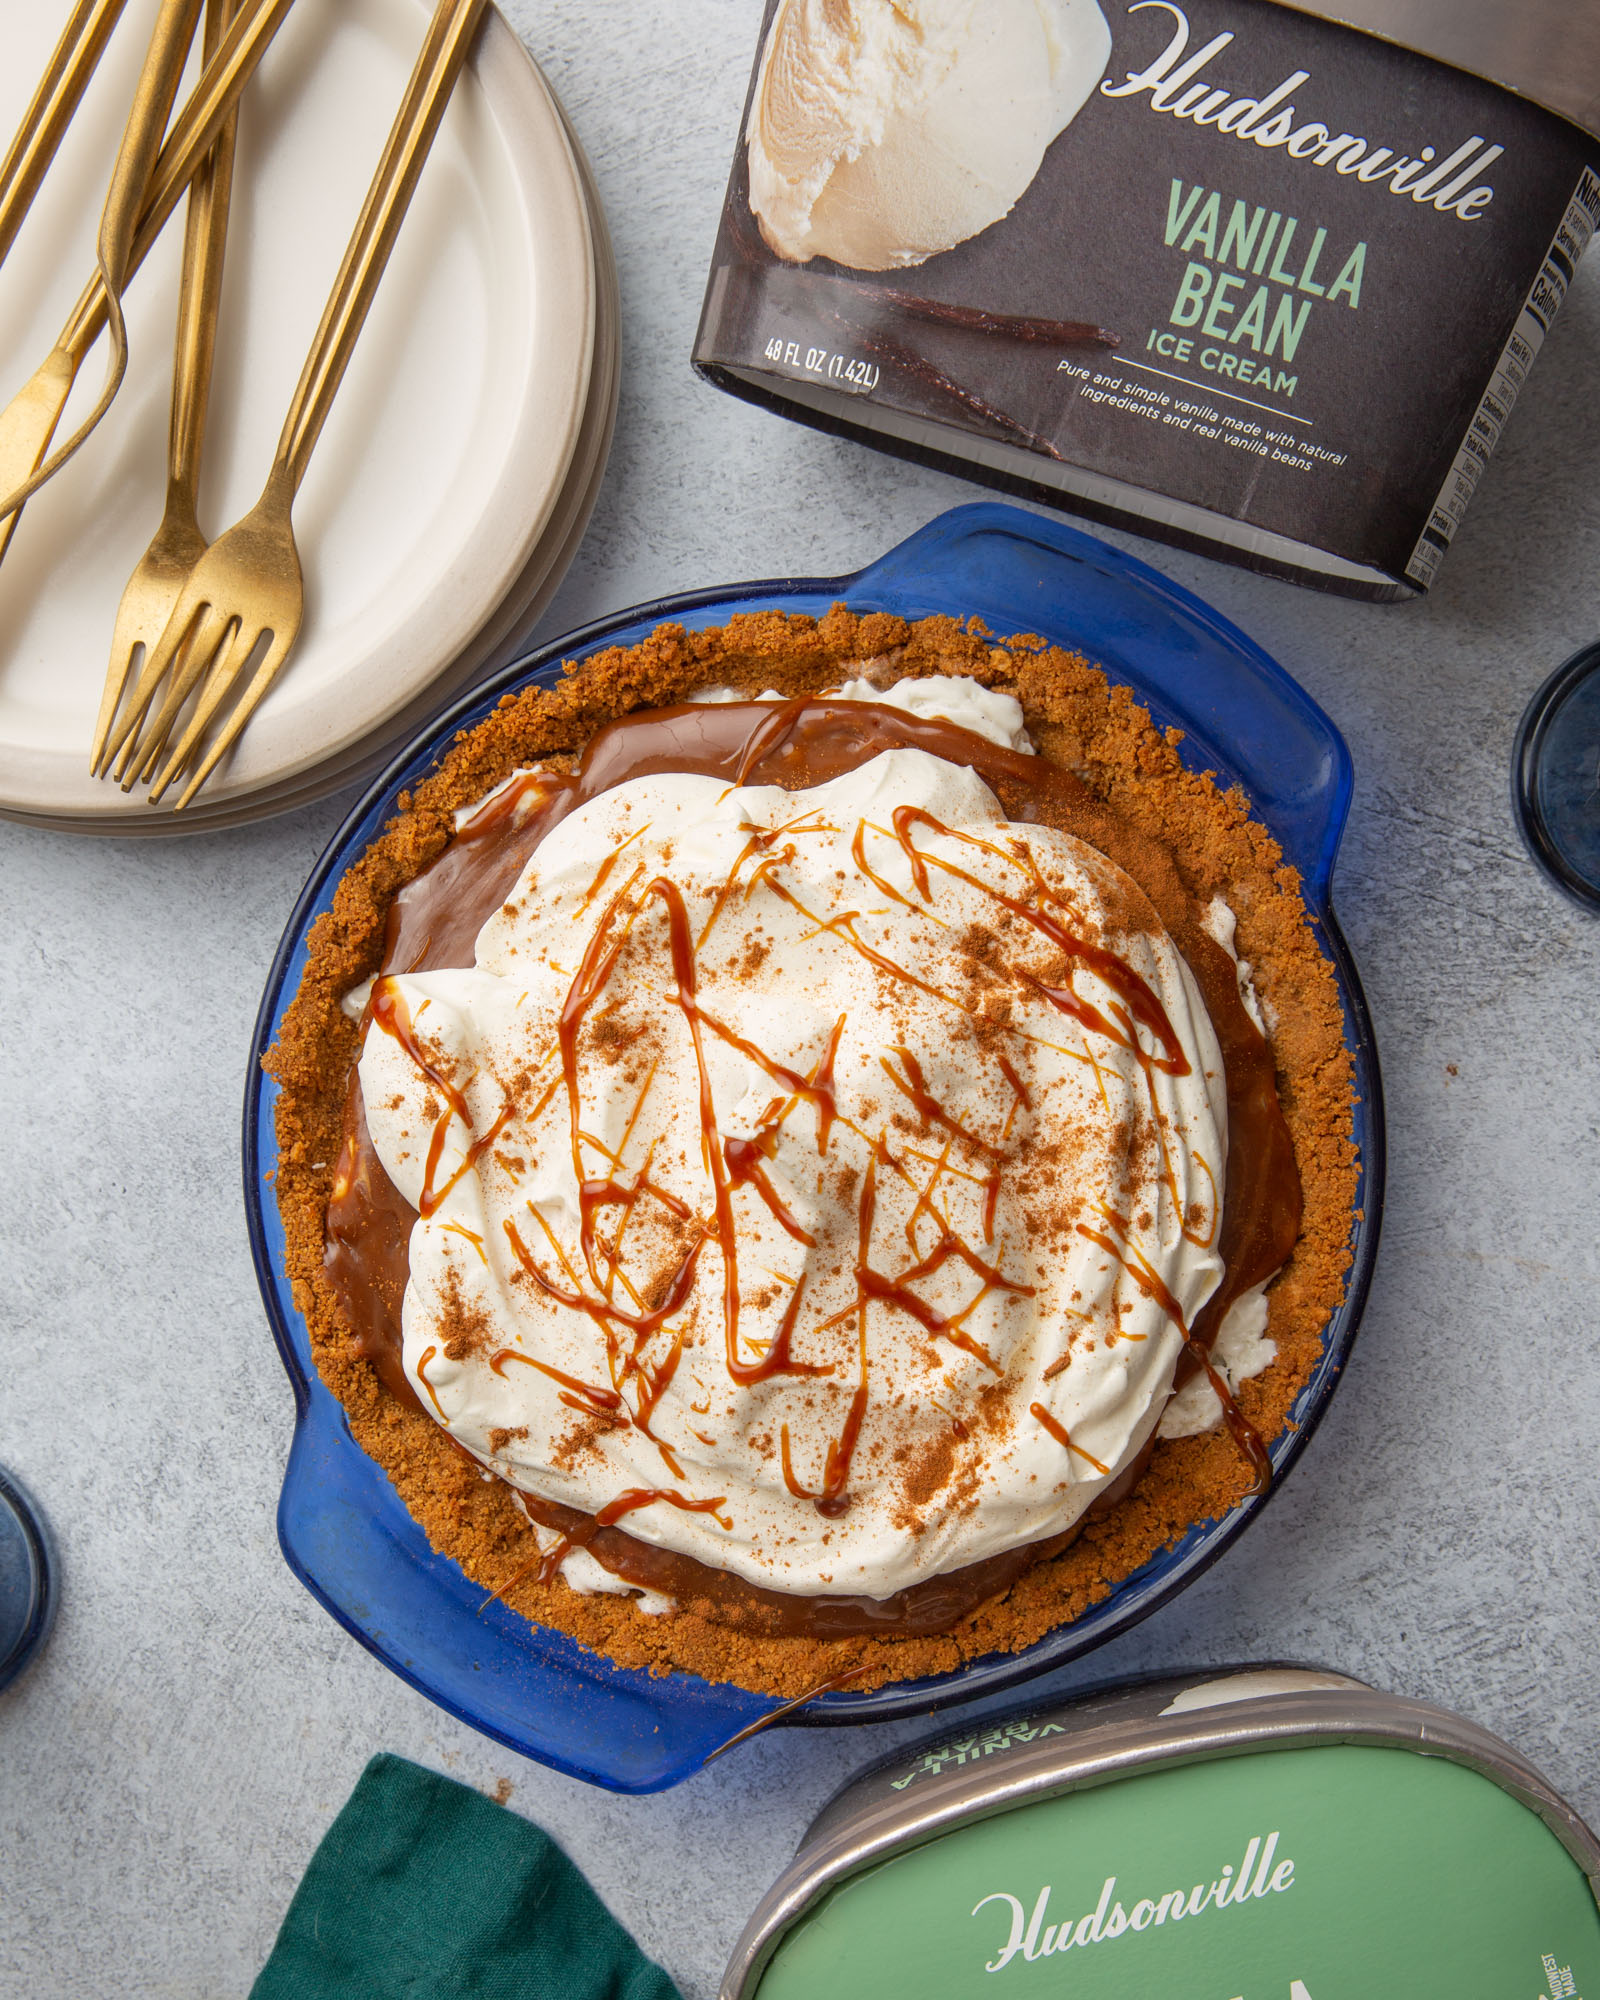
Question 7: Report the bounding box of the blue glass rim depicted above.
[243,501,1384,1789]
[1511,640,1600,916]
[0,1464,56,1694]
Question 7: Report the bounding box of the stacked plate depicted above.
[0,0,617,834]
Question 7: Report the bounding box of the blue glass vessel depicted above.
[244,503,1383,1793]
[0,1466,54,1692]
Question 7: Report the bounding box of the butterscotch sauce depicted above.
[324,696,1301,1638]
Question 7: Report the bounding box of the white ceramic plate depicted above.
[0,0,595,824]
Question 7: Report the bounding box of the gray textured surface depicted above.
[4,3,1600,1994]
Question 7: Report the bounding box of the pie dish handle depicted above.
[847,502,1354,909]
[244,970,787,1793]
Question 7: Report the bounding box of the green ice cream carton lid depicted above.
[723,1668,1599,2000]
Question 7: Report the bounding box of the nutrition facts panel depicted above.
[1408,167,1600,588]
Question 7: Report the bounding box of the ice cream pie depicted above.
[267,608,1357,1698]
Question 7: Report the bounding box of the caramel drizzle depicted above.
[996,1051,1033,1111]
[423,1103,515,1220]
[547,870,849,1396]
[881,807,1221,1255]
[982,1172,1003,1243]
[477,1540,566,1611]
[439,1221,487,1263]
[890,807,1190,1076]
[574,823,647,919]
[375,701,1268,1525]
[502,1218,694,1479]
[699,1664,876,1763]
[593,1487,729,1530]
[369,979,516,1220]
[902,1137,975,1254]
[724,1134,818,1245]
[881,1044,1004,1160]
[854,1144,1025,1376]
[1028,1401,1111,1477]
[781,1158,875,1517]
[1076,1214,1270,1495]
[851,816,924,915]
[753,1276,831,1383]
[414,1344,447,1421]
[490,1348,623,1422]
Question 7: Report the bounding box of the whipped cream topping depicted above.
[687,673,1035,753]
[1157,1280,1274,1439]
[1203,893,1269,1036]
[356,703,1237,1602]
[746,0,1112,269]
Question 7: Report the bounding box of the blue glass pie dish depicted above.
[243,501,1383,1793]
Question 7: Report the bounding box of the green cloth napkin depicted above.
[253,1753,683,2000]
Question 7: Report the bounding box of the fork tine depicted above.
[167,621,296,809]
[115,599,228,784]
[95,571,197,775]
[146,612,263,801]
[105,636,175,780]
[89,623,140,776]
[114,607,224,783]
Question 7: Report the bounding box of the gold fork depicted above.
[127,0,488,810]
[0,0,297,566]
[91,0,241,777]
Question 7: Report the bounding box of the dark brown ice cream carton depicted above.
[694,0,1600,598]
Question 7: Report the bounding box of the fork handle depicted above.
[275,0,488,491]
[58,0,297,362]
[167,0,242,504]
[0,0,128,274]
[97,0,203,298]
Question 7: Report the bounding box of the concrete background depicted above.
[4,2,1598,1993]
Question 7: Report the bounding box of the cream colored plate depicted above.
[11,134,620,841]
[0,0,595,824]
[2,97,621,839]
